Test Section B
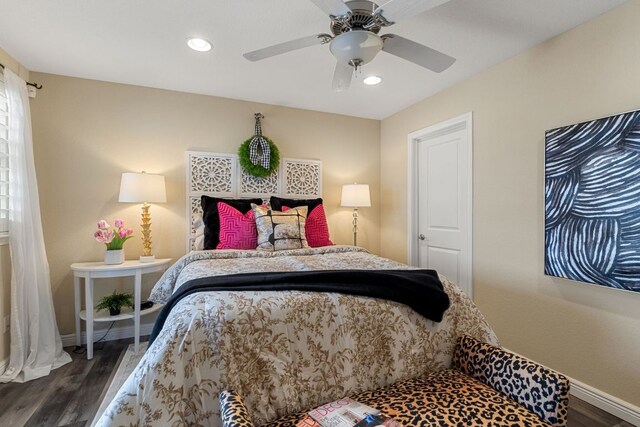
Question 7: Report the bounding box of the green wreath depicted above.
[238,137,280,178]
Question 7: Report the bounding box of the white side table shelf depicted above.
[71,258,171,359]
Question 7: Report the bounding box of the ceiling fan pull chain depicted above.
[348,58,363,78]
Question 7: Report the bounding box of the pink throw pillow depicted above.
[283,204,334,247]
[216,202,259,249]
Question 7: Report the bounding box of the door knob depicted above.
[418,234,426,241]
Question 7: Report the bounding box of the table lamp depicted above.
[119,172,166,262]
[340,183,371,246]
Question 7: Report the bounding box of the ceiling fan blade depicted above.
[382,34,455,72]
[310,0,351,17]
[244,34,331,62]
[374,0,450,23]
[332,61,353,91]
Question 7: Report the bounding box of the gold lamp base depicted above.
[140,202,154,261]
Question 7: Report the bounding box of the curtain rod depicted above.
[0,62,43,90]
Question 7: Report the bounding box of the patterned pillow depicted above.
[282,205,333,247]
[193,213,205,251]
[201,196,263,250]
[216,202,259,250]
[252,204,309,251]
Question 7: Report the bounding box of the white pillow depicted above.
[193,213,205,251]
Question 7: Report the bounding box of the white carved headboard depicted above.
[186,150,322,252]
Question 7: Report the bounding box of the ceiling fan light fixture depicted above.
[329,31,383,66]
[363,75,382,85]
[187,38,213,52]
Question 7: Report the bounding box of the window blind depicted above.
[0,70,9,233]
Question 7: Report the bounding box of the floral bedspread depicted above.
[96,246,498,426]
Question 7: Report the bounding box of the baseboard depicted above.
[567,376,640,426]
[61,322,156,348]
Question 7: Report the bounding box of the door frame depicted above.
[407,112,473,296]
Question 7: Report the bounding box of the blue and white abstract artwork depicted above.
[545,109,640,293]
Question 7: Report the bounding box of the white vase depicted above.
[104,249,125,265]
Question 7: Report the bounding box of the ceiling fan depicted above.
[243,0,456,91]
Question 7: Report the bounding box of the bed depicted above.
[95,152,498,426]
[95,245,497,426]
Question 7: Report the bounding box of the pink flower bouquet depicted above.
[94,219,134,250]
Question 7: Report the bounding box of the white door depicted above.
[410,114,472,297]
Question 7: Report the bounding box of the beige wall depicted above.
[0,46,29,81]
[28,73,380,337]
[0,47,28,364]
[381,1,640,405]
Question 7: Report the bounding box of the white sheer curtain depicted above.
[0,68,70,382]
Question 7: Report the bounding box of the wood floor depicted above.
[0,338,635,427]
[0,339,130,427]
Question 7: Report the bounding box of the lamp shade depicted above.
[341,184,371,208]
[118,172,167,203]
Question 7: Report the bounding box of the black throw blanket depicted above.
[149,269,450,345]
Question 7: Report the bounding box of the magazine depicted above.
[297,416,321,427]
[308,397,381,427]
[353,414,404,427]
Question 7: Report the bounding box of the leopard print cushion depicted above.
[259,370,554,427]
[220,390,254,427]
[453,335,569,427]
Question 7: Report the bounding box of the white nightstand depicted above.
[71,258,171,359]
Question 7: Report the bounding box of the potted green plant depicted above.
[96,291,134,316]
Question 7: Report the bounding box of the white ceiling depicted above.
[0,0,626,119]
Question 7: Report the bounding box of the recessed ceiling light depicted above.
[187,38,212,52]
[363,75,382,86]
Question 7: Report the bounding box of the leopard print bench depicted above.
[220,336,570,427]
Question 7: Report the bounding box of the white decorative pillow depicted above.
[193,213,205,251]
[252,204,308,251]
